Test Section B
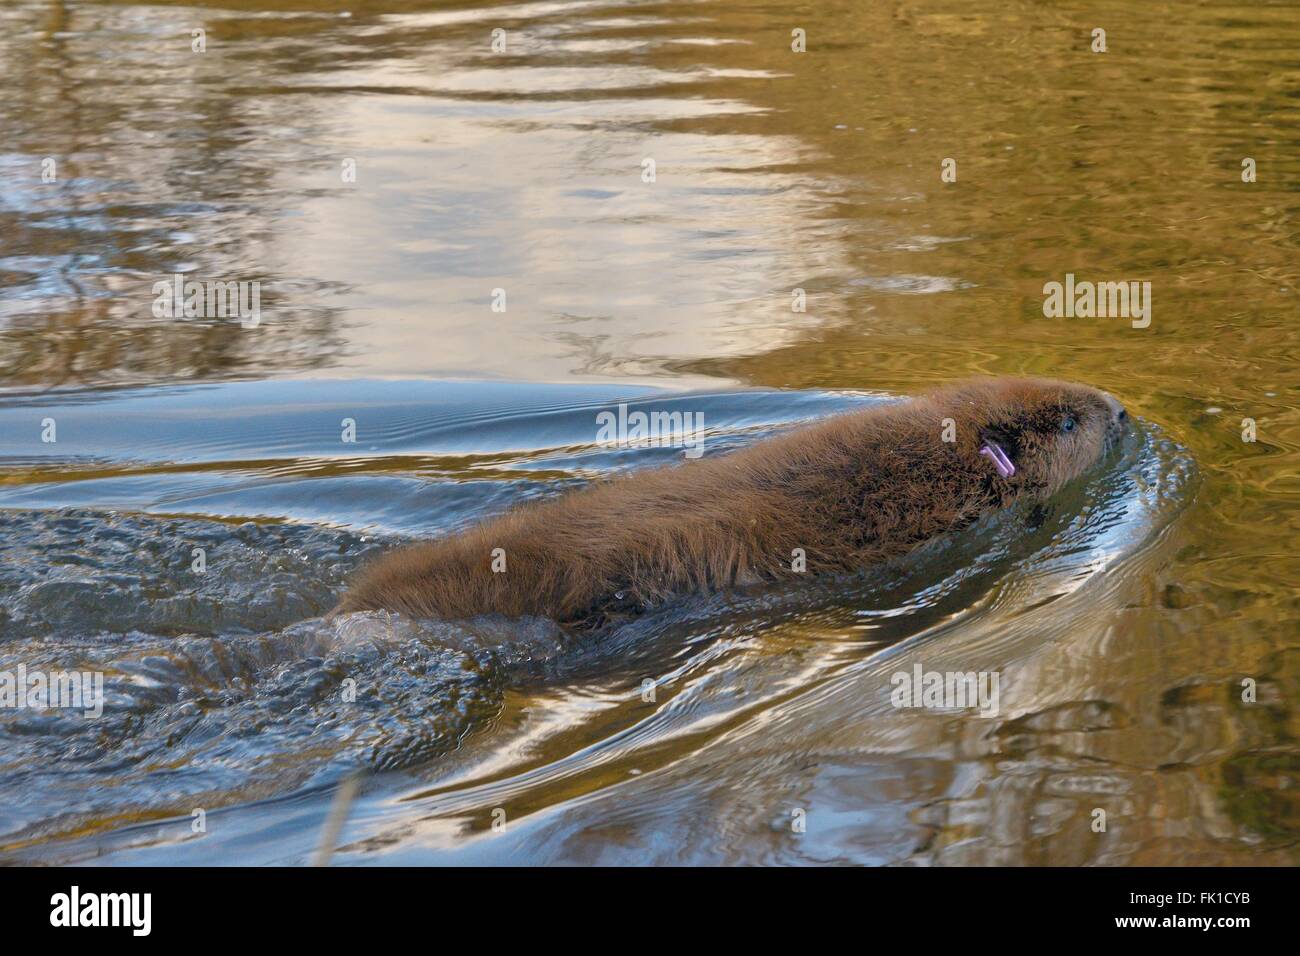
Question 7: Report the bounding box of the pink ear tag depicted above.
[979,442,1015,478]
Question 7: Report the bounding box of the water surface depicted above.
[0,0,1297,864]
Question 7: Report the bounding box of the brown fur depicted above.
[337,377,1127,626]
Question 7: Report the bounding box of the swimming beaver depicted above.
[338,377,1127,628]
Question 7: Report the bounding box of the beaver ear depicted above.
[980,421,1018,446]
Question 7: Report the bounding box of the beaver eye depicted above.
[1061,415,1077,434]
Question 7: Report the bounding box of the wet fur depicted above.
[338,377,1125,627]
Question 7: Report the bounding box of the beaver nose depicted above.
[1103,392,1127,425]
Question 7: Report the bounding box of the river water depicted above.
[0,0,1296,864]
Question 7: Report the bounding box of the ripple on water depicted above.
[0,414,1201,864]
[0,509,571,851]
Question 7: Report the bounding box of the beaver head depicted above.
[938,377,1128,501]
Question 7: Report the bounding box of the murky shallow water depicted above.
[1,0,1297,864]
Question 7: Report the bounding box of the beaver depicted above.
[337,377,1128,628]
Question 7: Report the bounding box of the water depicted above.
[0,0,1296,865]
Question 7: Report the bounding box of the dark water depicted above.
[0,0,1297,865]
